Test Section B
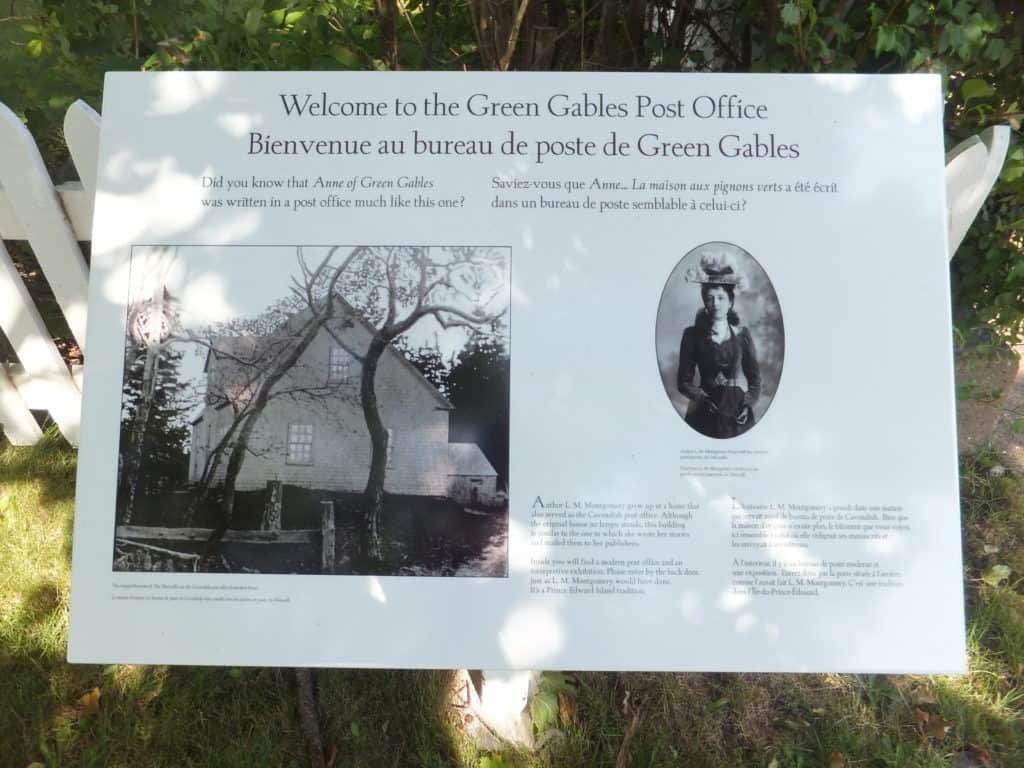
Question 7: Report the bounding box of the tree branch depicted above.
[499,0,533,70]
[693,11,741,66]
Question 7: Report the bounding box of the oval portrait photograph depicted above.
[655,242,784,439]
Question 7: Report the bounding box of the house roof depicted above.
[202,336,259,373]
[448,443,497,477]
[201,296,453,410]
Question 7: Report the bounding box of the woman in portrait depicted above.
[677,251,761,439]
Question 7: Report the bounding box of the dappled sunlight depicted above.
[195,210,262,243]
[718,587,751,613]
[890,76,942,123]
[864,530,907,556]
[103,148,134,182]
[0,0,1016,755]
[735,613,757,634]
[811,73,863,95]
[507,517,537,573]
[510,278,531,307]
[366,576,387,604]
[216,112,265,137]
[145,71,226,116]
[52,69,967,686]
[811,71,942,135]
[6,366,81,444]
[0,452,79,768]
[3,579,68,659]
[498,601,565,667]
[107,664,169,708]
[678,589,703,624]
[470,669,533,739]
[178,272,241,326]
[95,158,213,252]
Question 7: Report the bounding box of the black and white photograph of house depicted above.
[114,244,511,576]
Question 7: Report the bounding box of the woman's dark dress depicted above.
[677,319,761,439]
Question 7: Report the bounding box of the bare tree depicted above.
[181,247,365,541]
[174,245,508,571]
[316,245,510,569]
[119,248,181,525]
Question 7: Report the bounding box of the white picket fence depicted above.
[0,100,100,446]
[0,99,1010,448]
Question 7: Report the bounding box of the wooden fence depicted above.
[0,98,1010,448]
[0,100,99,446]
[113,483,338,574]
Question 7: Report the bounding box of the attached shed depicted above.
[447,443,499,507]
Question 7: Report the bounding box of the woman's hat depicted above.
[684,250,744,290]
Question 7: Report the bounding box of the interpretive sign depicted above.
[69,72,963,672]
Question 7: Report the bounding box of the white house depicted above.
[187,302,500,503]
[448,443,500,506]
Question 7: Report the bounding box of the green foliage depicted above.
[2,1,1021,339]
[751,2,1024,340]
[957,377,1004,401]
[397,340,452,399]
[1,3,1024,764]
[479,754,509,768]
[0,438,313,767]
[2,439,1024,768]
[448,336,511,485]
[315,668,468,767]
[528,672,575,735]
[119,340,191,498]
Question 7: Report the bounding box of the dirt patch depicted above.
[955,347,1023,468]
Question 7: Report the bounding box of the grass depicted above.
[3,435,1024,767]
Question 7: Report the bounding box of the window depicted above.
[287,423,314,464]
[386,428,395,469]
[329,346,351,382]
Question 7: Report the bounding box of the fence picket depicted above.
[0,239,81,444]
[64,101,101,205]
[0,103,90,353]
[0,184,92,240]
[0,364,42,445]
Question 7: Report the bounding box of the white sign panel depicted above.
[69,72,964,672]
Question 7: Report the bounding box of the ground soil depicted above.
[955,345,1024,469]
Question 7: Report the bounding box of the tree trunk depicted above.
[376,0,400,69]
[213,409,262,538]
[594,0,621,67]
[626,0,646,66]
[262,480,283,531]
[359,335,389,569]
[294,669,326,768]
[184,417,239,525]
[120,342,162,525]
[204,310,341,556]
[667,0,691,51]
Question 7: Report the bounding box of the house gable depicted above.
[202,298,452,412]
[192,299,458,495]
